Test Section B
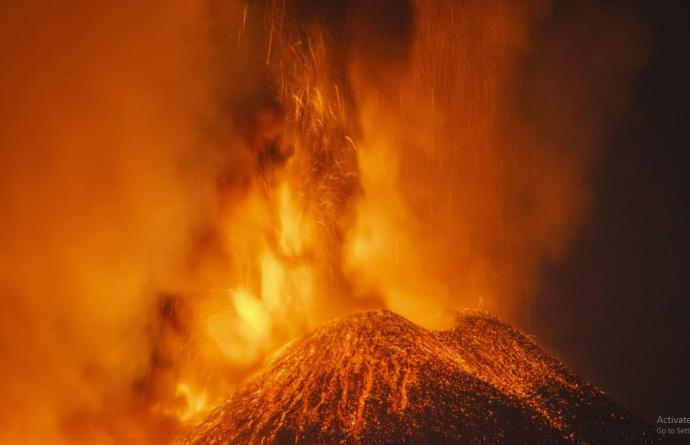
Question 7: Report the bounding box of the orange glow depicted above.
[0,0,647,443]
[172,383,209,424]
[205,288,271,363]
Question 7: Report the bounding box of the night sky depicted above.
[534,0,690,423]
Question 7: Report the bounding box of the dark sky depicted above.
[534,0,690,423]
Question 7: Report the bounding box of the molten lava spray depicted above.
[0,0,647,443]
[343,0,649,326]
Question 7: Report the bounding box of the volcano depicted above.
[176,310,656,444]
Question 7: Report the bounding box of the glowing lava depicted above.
[177,310,656,444]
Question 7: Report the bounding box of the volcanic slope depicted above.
[177,310,657,444]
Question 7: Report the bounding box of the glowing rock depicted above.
[177,310,656,444]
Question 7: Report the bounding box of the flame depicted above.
[205,289,270,363]
[344,138,452,328]
[198,179,319,368]
[277,182,311,257]
[173,383,209,423]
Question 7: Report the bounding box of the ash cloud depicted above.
[0,1,261,443]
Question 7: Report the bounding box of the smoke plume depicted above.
[343,0,649,325]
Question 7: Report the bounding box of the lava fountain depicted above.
[0,0,647,444]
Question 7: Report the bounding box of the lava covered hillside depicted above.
[176,310,656,444]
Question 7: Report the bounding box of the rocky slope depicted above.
[177,310,657,444]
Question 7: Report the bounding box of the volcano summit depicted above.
[177,310,655,444]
